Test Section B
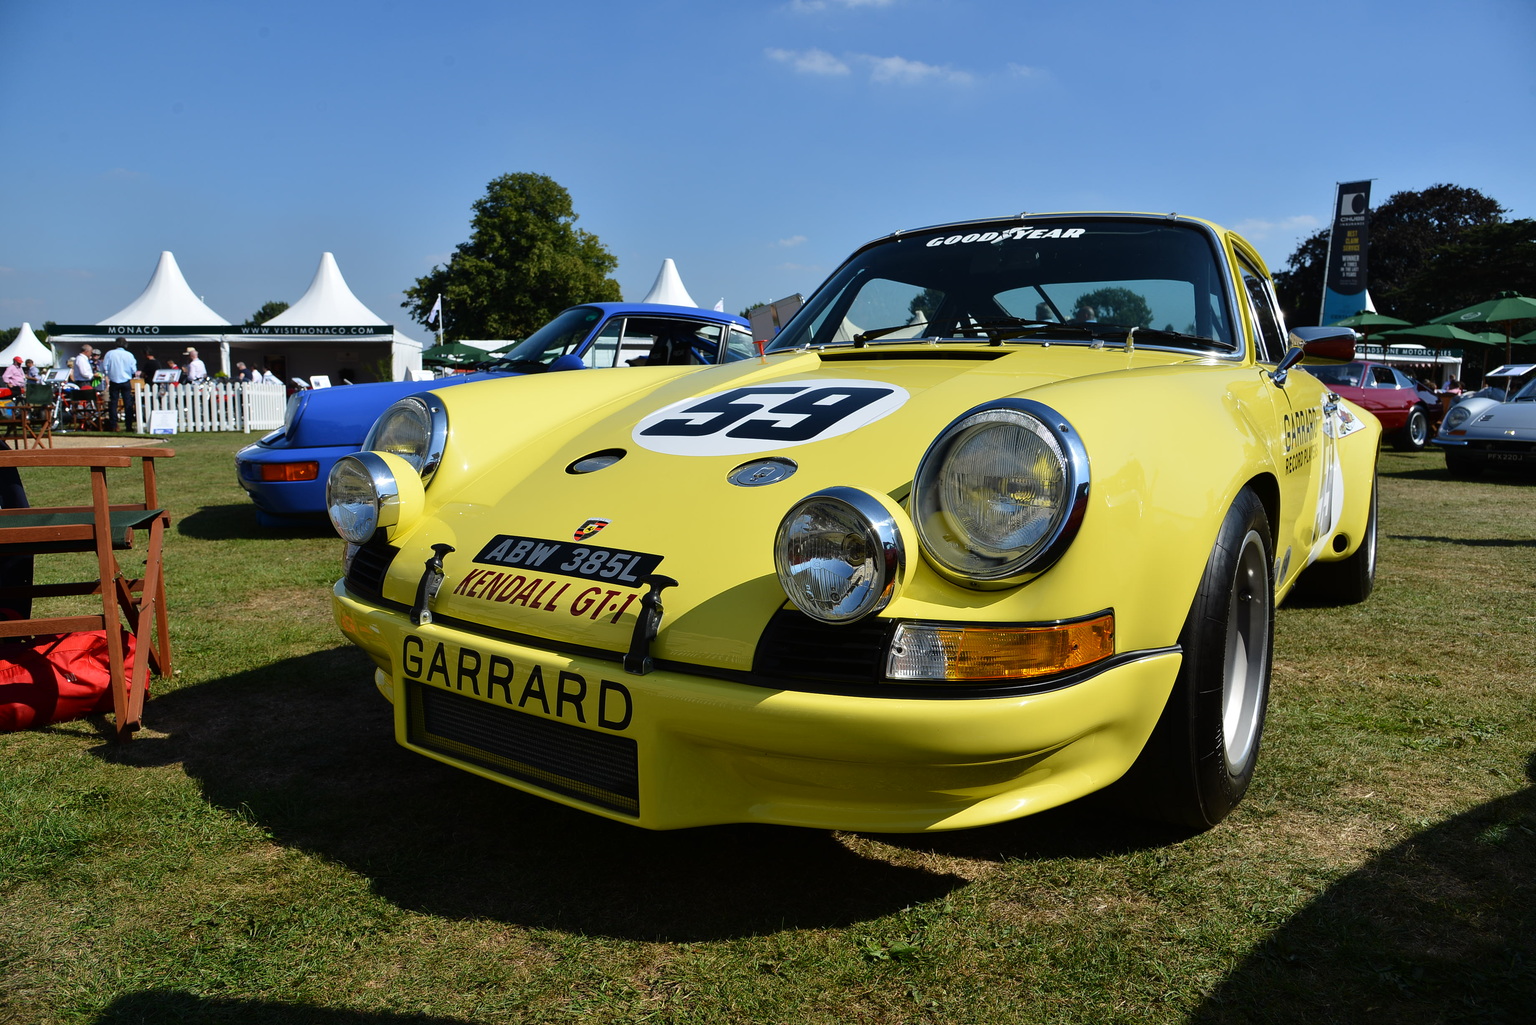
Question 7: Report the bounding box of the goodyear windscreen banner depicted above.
[1320,180,1372,328]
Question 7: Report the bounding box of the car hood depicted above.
[287,368,517,447]
[381,345,1233,667]
[1454,397,1536,433]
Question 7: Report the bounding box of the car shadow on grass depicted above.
[1381,463,1535,485]
[1387,534,1536,549]
[99,648,971,941]
[95,990,478,1025]
[177,502,336,541]
[1188,752,1536,1024]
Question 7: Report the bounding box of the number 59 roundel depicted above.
[632,379,909,456]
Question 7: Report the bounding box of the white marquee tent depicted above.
[47,251,423,384]
[0,322,54,368]
[231,252,422,383]
[639,258,698,307]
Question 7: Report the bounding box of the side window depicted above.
[1238,262,1287,364]
[722,326,757,362]
[692,323,725,364]
[1371,366,1396,387]
[586,322,624,368]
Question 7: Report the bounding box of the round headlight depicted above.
[1442,405,1471,431]
[327,451,424,544]
[774,487,904,623]
[364,395,448,484]
[913,400,1088,588]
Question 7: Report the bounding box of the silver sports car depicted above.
[1434,364,1536,477]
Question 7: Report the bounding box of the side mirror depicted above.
[1272,326,1356,387]
[546,353,587,373]
[1289,326,1357,363]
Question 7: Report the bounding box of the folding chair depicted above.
[10,382,57,449]
[0,447,174,741]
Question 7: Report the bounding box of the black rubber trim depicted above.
[342,584,1178,701]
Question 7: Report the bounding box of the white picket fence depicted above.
[131,382,288,434]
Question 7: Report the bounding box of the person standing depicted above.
[141,349,161,386]
[102,336,138,432]
[183,347,208,383]
[3,357,25,391]
[22,359,38,381]
[70,344,95,384]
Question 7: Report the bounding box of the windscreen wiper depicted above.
[851,323,927,346]
[963,318,1102,346]
[1119,327,1238,352]
[489,358,551,373]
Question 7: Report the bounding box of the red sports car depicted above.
[1302,360,1432,449]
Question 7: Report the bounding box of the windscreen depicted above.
[768,219,1237,353]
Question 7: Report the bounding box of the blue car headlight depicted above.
[364,395,448,485]
[912,400,1089,588]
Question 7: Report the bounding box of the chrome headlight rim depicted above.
[327,451,416,544]
[912,398,1090,589]
[363,395,449,485]
[774,486,905,624]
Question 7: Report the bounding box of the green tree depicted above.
[1073,287,1152,328]
[402,173,621,340]
[1403,219,1536,339]
[245,300,289,327]
[1273,184,1507,326]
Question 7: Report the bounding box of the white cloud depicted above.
[777,235,808,248]
[1232,214,1322,242]
[789,0,896,11]
[767,47,850,76]
[768,47,972,86]
[860,53,972,86]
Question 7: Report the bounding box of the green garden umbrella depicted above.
[421,342,491,367]
[1378,323,1499,347]
[1429,291,1536,360]
[1330,310,1411,337]
[1381,323,1502,385]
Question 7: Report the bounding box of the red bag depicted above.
[0,632,139,732]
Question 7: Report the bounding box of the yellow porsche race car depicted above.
[330,212,1380,833]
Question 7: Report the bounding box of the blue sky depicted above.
[3,0,1533,340]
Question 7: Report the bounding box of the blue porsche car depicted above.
[235,302,754,525]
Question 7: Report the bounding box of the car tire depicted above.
[1293,472,1377,605]
[1445,450,1482,479]
[1395,407,1430,450]
[1116,488,1273,830]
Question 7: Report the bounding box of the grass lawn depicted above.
[1,432,1532,1025]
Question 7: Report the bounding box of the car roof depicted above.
[577,302,749,328]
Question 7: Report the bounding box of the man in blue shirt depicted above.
[101,337,138,432]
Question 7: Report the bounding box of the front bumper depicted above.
[334,582,1180,832]
[1433,435,1536,468]
[235,443,348,518]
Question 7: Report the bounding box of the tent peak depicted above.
[638,258,698,308]
[264,252,387,326]
[97,251,230,326]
